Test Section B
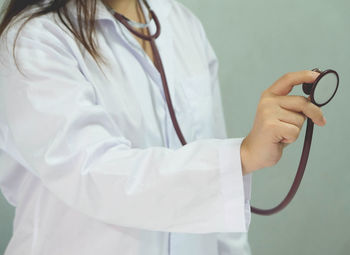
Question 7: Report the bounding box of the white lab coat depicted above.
[0,0,252,254]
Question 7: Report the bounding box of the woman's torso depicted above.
[0,0,251,254]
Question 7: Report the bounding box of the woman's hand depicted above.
[240,70,327,175]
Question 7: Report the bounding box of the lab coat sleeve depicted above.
[193,15,253,230]
[0,19,247,234]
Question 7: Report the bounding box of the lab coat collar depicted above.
[56,0,175,111]
[61,0,175,115]
[63,0,173,22]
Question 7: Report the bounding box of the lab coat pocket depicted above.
[178,73,215,139]
[180,74,212,101]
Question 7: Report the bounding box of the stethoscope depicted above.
[106,0,340,216]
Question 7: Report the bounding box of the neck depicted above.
[103,0,139,16]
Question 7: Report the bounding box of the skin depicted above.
[240,70,326,175]
[105,1,326,176]
[103,0,138,13]
[103,0,155,63]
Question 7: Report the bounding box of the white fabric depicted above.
[0,0,252,254]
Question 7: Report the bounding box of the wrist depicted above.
[240,138,250,175]
[240,136,258,175]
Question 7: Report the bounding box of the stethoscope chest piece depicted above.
[252,68,340,216]
[302,68,339,107]
[107,1,341,217]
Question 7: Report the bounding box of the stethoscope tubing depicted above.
[110,1,318,216]
[111,3,188,146]
[251,118,314,215]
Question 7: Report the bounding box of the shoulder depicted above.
[1,3,72,42]
[0,5,78,58]
[168,0,206,33]
[0,6,80,74]
[165,0,216,62]
[167,0,200,21]
[150,0,206,38]
[163,0,211,52]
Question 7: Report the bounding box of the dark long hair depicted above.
[0,0,106,68]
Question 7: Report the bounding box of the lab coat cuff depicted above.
[219,137,251,232]
[243,173,252,230]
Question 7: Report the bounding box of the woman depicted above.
[0,0,325,254]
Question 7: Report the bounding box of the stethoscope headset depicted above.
[105,0,340,216]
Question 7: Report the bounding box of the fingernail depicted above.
[322,116,327,125]
[312,71,320,79]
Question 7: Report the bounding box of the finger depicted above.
[278,95,326,126]
[268,70,320,96]
[278,107,306,129]
[276,121,301,144]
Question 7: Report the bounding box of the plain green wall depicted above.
[0,0,349,254]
